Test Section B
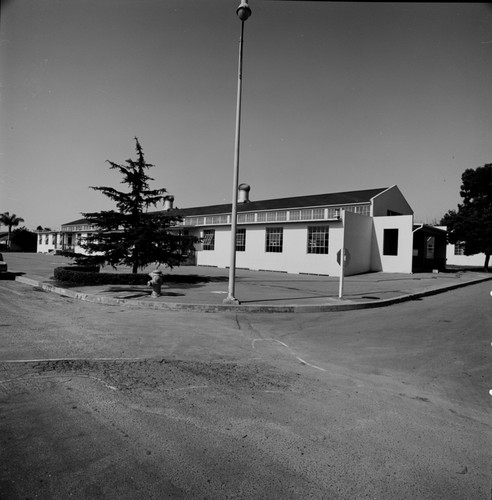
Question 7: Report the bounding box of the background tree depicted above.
[75,138,193,273]
[11,227,37,252]
[440,163,492,271]
[0,212,25,249]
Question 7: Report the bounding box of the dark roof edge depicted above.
[168,187,389,217]
[62,187,391,225]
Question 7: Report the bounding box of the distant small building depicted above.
[412,224,447,272]
[435,226,487,268]
[36,220,95,255]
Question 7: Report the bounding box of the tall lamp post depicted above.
[224,1,252,305]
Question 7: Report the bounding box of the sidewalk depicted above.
[6,253,491,313]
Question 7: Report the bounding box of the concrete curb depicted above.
[15,275,492,313]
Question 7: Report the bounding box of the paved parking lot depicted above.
[4,252,491,311]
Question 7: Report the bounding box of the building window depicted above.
[45,235,49,244]
[454,242,465,255]
[39,235,42,244]
[206,215,228,225]
[202,229,215,251]
[238,213,255,223]
[383,229,399,256]
[266,227,283,253]
[426,236,435,259]
[290,210,300,221]
[236,228,246,251]
[307,226,329,254]
[301,209,313,220]
[266,211,287,222]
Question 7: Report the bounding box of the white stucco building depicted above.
[435,226,487,268]
[37,185,449,276]
[171,185,415,276]
[36,220,95,256]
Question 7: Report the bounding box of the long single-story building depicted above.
[37,185,448,276]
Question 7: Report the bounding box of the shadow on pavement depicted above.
[0,272,24,281]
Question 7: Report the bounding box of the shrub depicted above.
[54,267,146,285]
[53,267,216,285]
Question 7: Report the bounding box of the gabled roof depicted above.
[168,187,388,217]
[62,187,389,226]
[62,218,91,227]
[413,224,447,236]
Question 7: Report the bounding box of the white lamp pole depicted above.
[224,1,252,305]
[338,209,345,299]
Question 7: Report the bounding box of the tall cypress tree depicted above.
[77,138,192,273]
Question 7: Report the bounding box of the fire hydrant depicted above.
[148,270,163,298]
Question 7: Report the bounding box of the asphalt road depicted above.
[0,279,491,499]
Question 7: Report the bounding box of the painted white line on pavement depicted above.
[252,338,327,372]
[273,339,289,348]
[252,338,289,349]
[166,385,209,391]
[0,285,24,296]
[0,357,145,363]
[296,357,327,372]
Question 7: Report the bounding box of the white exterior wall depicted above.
[343,211,373,276]
[194,223,345,276]
[434,226,487,268]
[371,215,413,273]
[37,232,59,253]
[194,227,230,267]
[372,186,413,216]
[445,245,486,267]
[37,231,91,255]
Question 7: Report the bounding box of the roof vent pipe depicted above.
[238,183,250,203]
[163,195,174,211]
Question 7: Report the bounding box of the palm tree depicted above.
[0,212,25,249]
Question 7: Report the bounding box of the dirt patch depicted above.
[1,358,298,394]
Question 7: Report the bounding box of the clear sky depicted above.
[1,0,491,230]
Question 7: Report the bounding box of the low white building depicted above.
[39,185,448,276]
[36,220,95,255]
[168,184,416,276]
[435,226,487,268]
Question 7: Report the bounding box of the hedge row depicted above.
[53,267,214,285]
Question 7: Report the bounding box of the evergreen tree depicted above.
[441,163,492,271]
[76,138,193,273]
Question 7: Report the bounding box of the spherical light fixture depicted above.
[236,1,252,22]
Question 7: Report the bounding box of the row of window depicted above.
[39,233,84,245]
[203,227,401,257]
[203,227,330,254]
[184,204,370,227]
[39,234,61,244]
[62,225,94,232]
